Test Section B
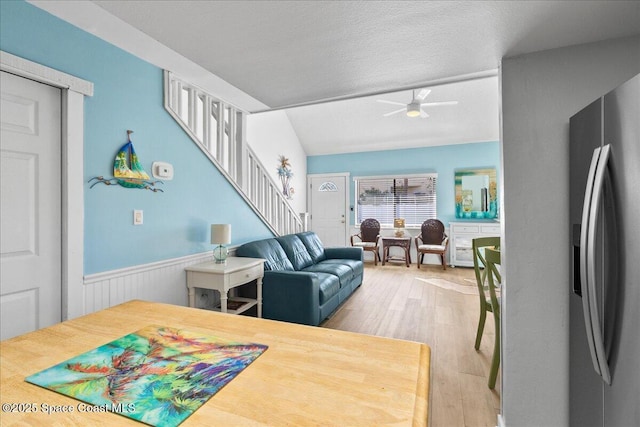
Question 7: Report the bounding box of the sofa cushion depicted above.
[321,258,364,277]
[276,235,313,270]
[236,238,294,271]
[314,272,341,305]
[296,232,327,263]
[303,262,353,288]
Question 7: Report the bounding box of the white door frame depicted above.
[1,51,93,320]
[307,173,350,245]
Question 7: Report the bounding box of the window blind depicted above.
[355,174,437,227]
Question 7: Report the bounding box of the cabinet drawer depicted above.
[453,225,479,233]
[481,225,500,234]
[229,264,263,285]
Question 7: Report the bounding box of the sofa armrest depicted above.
[262,271,321,325]
[324,246,364,261]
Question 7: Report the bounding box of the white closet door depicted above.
[1,71,62,339]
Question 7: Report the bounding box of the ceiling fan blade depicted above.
[377,99,405,106]
[383,108,406,117]
[420,101,459,107]
[416,89,431,100]
[420,110,429,118]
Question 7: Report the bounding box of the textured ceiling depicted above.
[91,0,640,109]
[32,1,640,154]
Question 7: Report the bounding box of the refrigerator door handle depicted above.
[580,147,602,378]
[582,144,612,385]
[587,143,611,385]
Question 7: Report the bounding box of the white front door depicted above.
[1,71,62,340]
[308,174,349,246]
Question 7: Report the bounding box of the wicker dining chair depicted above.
[350,218,381,265]
[415,219,449,269]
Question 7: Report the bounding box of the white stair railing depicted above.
[163,71,304,236]
[246,149,303,235]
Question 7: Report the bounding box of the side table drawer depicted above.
[229,264,263,285]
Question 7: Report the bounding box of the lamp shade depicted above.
[394,218,406,228]
[211,224,231,245]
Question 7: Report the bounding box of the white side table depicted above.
[185,257,265,317]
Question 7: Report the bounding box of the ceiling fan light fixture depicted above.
[406,101,421,117]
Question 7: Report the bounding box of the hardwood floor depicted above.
[322,263,501,427]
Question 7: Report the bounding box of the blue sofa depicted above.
[235,231,364,326]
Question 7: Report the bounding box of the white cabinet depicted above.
[449,222,501,267]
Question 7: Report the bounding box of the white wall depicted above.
[501,35,640,426]
[246,110,308,215]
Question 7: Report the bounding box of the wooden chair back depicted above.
[472,236,501,351]
[484,246,501,389]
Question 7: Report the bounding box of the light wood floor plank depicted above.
[322,263,500,427]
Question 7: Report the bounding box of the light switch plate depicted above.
[133,210,143,225]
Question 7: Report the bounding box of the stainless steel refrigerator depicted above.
[570,73,639,427]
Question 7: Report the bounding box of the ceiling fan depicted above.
[377,89,458,118]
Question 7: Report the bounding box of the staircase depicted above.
[163,71,304,236]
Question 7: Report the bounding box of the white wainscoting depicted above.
[82,251,216,315]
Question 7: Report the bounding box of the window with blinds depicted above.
[355,174,437,227]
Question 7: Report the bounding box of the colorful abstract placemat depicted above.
[25,325,268,427]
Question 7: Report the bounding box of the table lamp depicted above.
[394,218,405,237]
[211,224,231,264]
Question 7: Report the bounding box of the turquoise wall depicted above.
[307,141,500,226]
[0,1,273,275]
